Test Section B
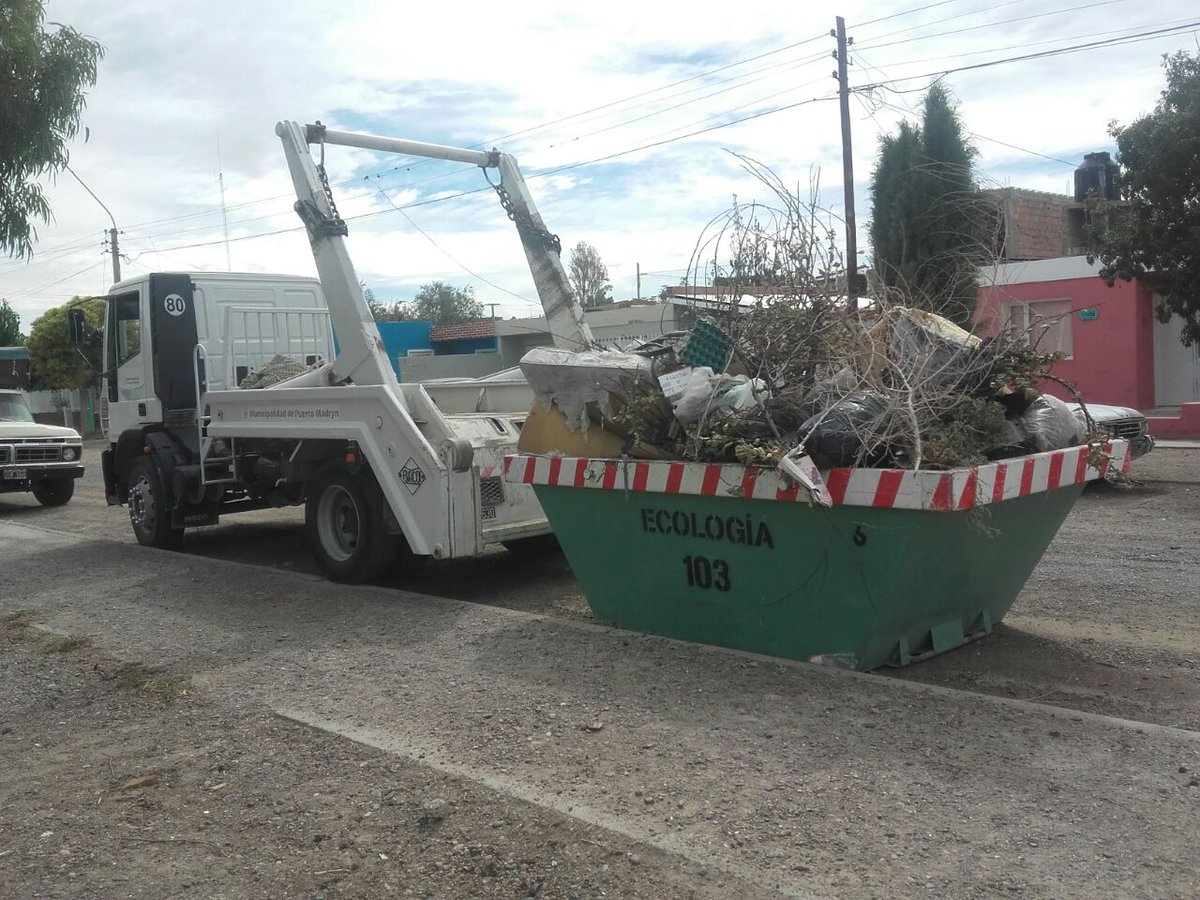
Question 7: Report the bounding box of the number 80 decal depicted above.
[682,555,731,592]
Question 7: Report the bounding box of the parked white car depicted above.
[0,389,85,506]
[1070,402,1154,459]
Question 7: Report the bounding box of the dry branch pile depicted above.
[524,160,1096,473]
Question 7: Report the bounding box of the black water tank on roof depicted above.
[1074,151,1121,202]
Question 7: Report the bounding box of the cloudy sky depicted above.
[2,0,1197,328]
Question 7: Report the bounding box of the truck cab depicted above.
[101,271,331,441]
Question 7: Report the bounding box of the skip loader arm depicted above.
[276,120,595,353]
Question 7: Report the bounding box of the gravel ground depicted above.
[2,446,1198,898]
[3,445,1196,726]
[0,618,758,900]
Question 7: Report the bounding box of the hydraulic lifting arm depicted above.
[275,120,595,383]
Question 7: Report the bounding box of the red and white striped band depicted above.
[501,440,1129,511]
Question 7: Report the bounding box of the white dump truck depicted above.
[83,121,595,582]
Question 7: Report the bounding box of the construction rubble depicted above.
[519,303,1095,482]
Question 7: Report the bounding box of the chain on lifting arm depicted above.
[294,122,349,239]
[483,163,561,255]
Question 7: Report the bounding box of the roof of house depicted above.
[0,346,30,360]
[430,320,497,342]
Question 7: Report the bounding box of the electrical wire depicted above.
[854,0,968,28]
[855,15,1200,76]
[866,91,1081,168]
[4,260,105,301]
[970,133,1077,167]
[853,20,1200,94]
[854,0,1136,54]
[372,184,541,308]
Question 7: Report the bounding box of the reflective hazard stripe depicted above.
[502,440,1128,511]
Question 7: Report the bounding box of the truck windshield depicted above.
[0,394,35,423]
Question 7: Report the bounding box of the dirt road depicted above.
[2,447,1198,898]
[5,445,1197,728]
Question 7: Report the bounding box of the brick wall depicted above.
[430,321,496,342]
[985,189,1074,261]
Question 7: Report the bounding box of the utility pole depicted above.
[636,262,641,300]
[107,227,121,284]
[65,164,121,283]
[485,303,500,320]
[833,16,857,311]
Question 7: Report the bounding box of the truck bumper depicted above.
[0,463,85,493]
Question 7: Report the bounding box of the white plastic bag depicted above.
[1020,394,1085,453]
[671,370,764,426]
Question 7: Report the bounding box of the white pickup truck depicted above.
[0,389,85,506]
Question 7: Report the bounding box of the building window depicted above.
[1002,298,1073,359]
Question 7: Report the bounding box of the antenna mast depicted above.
[217,130,232,271]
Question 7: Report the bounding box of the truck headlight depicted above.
[62,446,79,461]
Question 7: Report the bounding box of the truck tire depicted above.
[32,478,74,507]
[305,464,399,584]
[127,456,184,550]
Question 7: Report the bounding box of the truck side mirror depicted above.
[67,308,87,345]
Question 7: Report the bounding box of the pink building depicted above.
[975,256,1200,437]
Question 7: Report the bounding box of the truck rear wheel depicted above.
[305,464,399,584]
[32,478,74,507]
[128,456,184,550]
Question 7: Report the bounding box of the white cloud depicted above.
[2,0,1196,327]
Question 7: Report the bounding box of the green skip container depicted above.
[504,440,1130,670]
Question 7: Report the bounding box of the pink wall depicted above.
[1147,403,1200,439]
[975,275,1156,409]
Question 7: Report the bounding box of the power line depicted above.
[482,32,830,150]
[4,260,105,301]
[868,92,1081,168]
[971,133,1077,167]
[372,184,541,308]
[534,94,839,179]
[855,0,967,28]
[857,15,1200,75]
[854,0,1136,54]
[151,90,839,258]
[854,20,1200,90]
[853,0,1029,46]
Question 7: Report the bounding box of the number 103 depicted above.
[682,555,731,592]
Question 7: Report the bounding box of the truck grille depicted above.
[16,446,62,463]
[479,475,505,507]
[164,407,197,428]
[1103,418,1145,440]
[0,447,10,464]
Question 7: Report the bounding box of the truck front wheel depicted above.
[32,478,74,507]
[305,464,398,584]
[128,456,184,549]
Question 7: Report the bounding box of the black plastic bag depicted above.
[798,391,894,469]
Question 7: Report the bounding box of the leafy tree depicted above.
[373,300,415,322]
[26,296,103,389]
[1,2,104,259]
[0,299,23,344]
[411,281,483,326]
[363,285,414,322]
[1089,51,1200,345]
[869,83,988,324]
[567,241,613,308]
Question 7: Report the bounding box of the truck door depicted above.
[104,289,154,437]
[148,274,200,427]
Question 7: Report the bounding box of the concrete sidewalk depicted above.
[6,521,1199,898]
